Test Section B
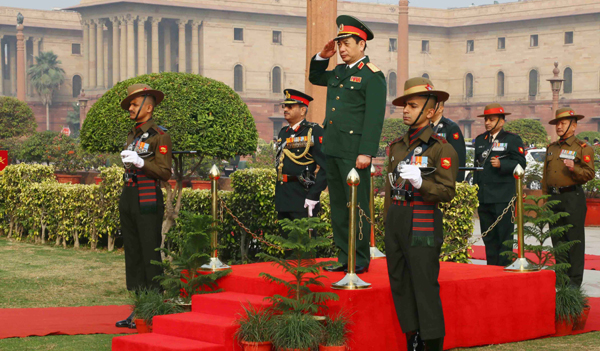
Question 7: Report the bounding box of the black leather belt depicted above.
[281,174,299,182]
[547,185,578,195]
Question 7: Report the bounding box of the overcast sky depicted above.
[0,0,518,11]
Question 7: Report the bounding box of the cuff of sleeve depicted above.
[419,179,434,194]
[315,52,328,61]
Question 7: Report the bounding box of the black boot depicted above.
[116,311,135,328]
[424,337,444,351]
[405,331,424,351]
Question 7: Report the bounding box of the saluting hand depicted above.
[490,157,501,168]
[320,40,337,59]
[564,159,575,172]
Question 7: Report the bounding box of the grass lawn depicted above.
[1,236,600,350]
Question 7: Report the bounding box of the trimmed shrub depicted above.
[504,119,548,146]
[0,96,37,139]
[439,182,479,263]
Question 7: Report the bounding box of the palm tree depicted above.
[28,51,66,131]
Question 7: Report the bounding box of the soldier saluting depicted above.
[542,107,595,287]
[275,89,327,228]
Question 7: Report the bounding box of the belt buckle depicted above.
[282,174,288,182]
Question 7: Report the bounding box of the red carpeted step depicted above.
[153,312,238,350]
[191,292,271,316]
[112,333,223,351]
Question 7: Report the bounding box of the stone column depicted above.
[0,36,4,96]
[119,16,126,80]
[126,15,135,78]
[112,17,120,85]
[31,37,41,96]
[151,17,161,73]
[25,37,30,97]
[82,20,89,89]
[397,0,409,94]
[96,19,105,89]
[198,21,204,75]
[10,38,17,96]
[304,0,337,124]
[191,20,200,74]
[138,16,148,76]
[164,22,171,72]
[16,22,25,101]
[176,19,187,73]
[89,20,97,88]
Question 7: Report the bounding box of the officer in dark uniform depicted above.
[542,107,595,287]
[116,84,173,328]
[473,103,526,266]
[275,89,327,228]
[431,101,466,181]
[309,15,386,274]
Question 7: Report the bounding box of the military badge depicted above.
[358,62,365,70]
[159,145,168,154]
[584,155,592,163]
[285,91,291,99]
[141,132,149,140]
[414,146,422,155]
[453,133,459,140]
[441,157,451,169]
[518,147,524,154]
[559,150,576,160]
[350,76,362,83]
[319,136,323,144]
[339,23,344,31]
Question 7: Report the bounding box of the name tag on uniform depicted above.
[410,156,428,168]
[436,133,446,139]
[492,142,507,151]
[559,149,576,160]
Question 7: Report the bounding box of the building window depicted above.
[530,34,538,47]
[497,71,505,97]
[234,28,244,41]
[272,120,283,139]
[466,40,474,52]
[463,123,471,139]
[465,73,473,98]
[422,73,430,79]
[71,43,81,55]
[389,38,397,52]
[234,64,243,92]
[565,31,574,45]
[388,72,397,97]
[529,69,538,98]
[421,40,429,53]
[72,75,82,98]
[498,37,505,50]
[271,66,282,93]
[563,67,573,94]
[272,31,282,45]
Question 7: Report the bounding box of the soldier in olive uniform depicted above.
[116,84,173,328]
[309,15,386,274]
[542,107,595,287]
[431,101,467,181]
[275,89,327,227]
[473,103,526,267]
[384,78,457,351]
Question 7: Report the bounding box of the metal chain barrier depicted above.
[357,204,385,236]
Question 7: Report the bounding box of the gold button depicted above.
[329,121,333,124]
[350,130,354,134]
[351,86,354,90]
[332,108,336,111]
[280,182,284,185]
[340,84,344,88]
[336,96,340,100]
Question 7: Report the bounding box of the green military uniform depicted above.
[542,108,595,287]
[473,104,526,266]
[433,116,467,181]
[119,84,173,292]
[275,90,327,224]
[308,15,386,269]
[384,78,457,350]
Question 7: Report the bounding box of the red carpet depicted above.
[470,245,600,271]
[113,259,556,351]
[573,297,600,335]
[0,305,136,339]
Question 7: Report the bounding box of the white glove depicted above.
[121,150,144,168]
[304,199,320,217]
[400,164,422,189]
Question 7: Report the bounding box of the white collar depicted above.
[491,130,500,141]
[347,56,366,69]
[290,119,304,131]
[432,116,443,127]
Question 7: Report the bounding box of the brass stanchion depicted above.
[504,164,540,272]
[369,164,385,259]
[332,168,371,290]
[201,165,231,272]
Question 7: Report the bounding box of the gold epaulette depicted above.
[366,62,380,72]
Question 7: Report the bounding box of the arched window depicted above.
[497,71,505,97]
[271,67,282,93]
[563,67,573,94]
[234,64,243,92]
[72,75,82,98]
[465,73,473,98]
[529,69,538,97]
[422,73,430,79]
[388,72,397,97]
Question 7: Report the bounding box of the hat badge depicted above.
[339,24,344,31]
[425,84,433,91]
[285,91,291,99]
[143,87,148,91]
[569,111,574,116]
[499,108,503,113]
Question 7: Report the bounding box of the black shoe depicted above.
[116,312,135,328]
[345,265,369,274]
[324,263,347,272]
[424,337,444,351]
[405,331,424,351]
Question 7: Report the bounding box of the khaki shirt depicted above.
[542,135,595,193]
[125,119,173,182]
[383,125,458,219]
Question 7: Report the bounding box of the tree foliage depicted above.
[379,118,408,145]
[0,96,37,139]
[576,131,600,143]
[28,51,66,107]
[504,119,548,146]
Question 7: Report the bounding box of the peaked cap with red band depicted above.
[392,77,449,107]
[282,89,314,107]
[477,103,511,118]
[120,84,164,110]
[334,15,374,42]
[549,107,585,125]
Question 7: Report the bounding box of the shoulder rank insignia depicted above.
[390,136,403,146]
[358,62,365,70]
[577,139,588,148]
[366,62,380,72]
[432,134,448,144]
